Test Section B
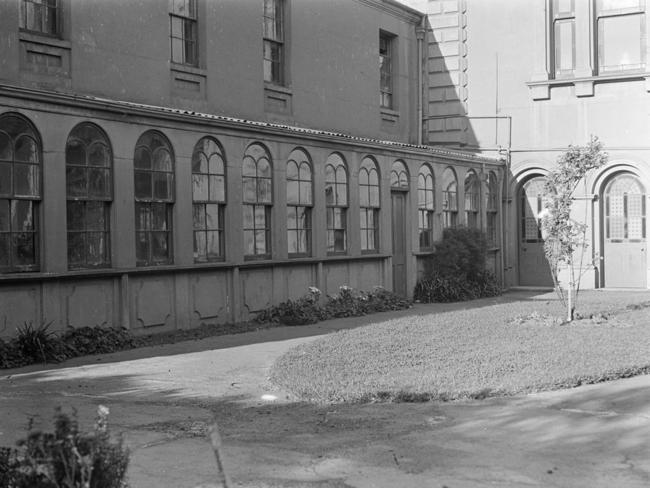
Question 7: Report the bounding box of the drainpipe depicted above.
[416,17,426,146]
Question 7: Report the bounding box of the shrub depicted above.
[15,321,69,364]
[61,326,137,357]
[414,227,501,303]
[0,406,129,488]
[255,286,411,326]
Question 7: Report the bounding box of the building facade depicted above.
[0,0,503,335]
[407,0,650,290]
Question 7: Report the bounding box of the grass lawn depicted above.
[270,290,650,403]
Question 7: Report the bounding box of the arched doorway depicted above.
[601,173,647,288]
[518,176,553,287]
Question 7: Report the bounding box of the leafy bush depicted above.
[414,227,501,303]
[0,406,129,488]
[1,324,138,369]
[255,286,411,326]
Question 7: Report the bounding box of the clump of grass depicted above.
[270,291,650,403]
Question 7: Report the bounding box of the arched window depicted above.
[359,157,380,252]
[66,123,112,268]
[325,153,348,253]
[390,160,409,189]
[192,137,226,262]
[418,164,435,250]
[242,143,272,258]
[0,113,41,272]
[442,167,458,229]
[605,174,646,241]
[464,170,479,228]
[521,177,546,243]
[134,131,174,266]
[286,148,312,256]
[486,172,499,246]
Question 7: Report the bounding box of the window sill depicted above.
[170,62,206,76]
[19,31,70,49]
[264,84,293,115]
[170,63,206,99]
[527,71,650,99]
[380,108,400,124]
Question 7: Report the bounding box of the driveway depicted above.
[1,292,650,487]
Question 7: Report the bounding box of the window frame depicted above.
[65,122,113,270]
[0,113,42,273]
[359,157,380,253]
[442,168,458,229]
[20,0,60,38]
[325,153,348,255]
[486,172,499,247]
[464,170,480,229]
[242,143,273,260]
[170,0,198,67]
[133,131,175,267]
[595,0,646,74]
[379,31,395,109]
[263,0,285,85]
[286,149,313,258]
[192,137,226,263]
[417,164,435,251]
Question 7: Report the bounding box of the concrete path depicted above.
[1,293,650,487]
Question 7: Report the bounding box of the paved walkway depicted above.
[1,292,650,487]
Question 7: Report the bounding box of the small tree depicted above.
[541,137,607,322]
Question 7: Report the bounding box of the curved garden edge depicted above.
[269,290,650,404]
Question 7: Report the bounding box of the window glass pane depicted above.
[193,203,206,230]
[0,163,11,196]
[254,229,267,254]
[599,15,644,71]
[88,143,110,167]
[66,140,86,166]
[193,152,208,173]
[135,203,150,232]
[86,232,107,265]
[153,149,172,171]
[258,178,272,203]
[359,169,369,186]
[369,186,379,207]
[288,230,298,254]
[66,201,84,231]
[0,200,9,231]
[13,232,35,265]
[14,164,38,197]
[67,232,85,266]
[242,157,257,177]
[360,186,369,207]
[258,158,271,178]
[243,205,254,228]
[254,205,267,227]
[208,154,224,175]
[243,177,257,203]
[194,231,206,260]
[153,173,173,200]
[287,180,299,205]
[0,133,11,161]
[244,230,255,255]
[325,182,334,205]
[151,232,169,261]
[209,175,225,202]
[86,201,106,231]
[152,204,168,231]
[286,160,299,179]
[192,174,209,201]
[337,183,347,206]
[300,181,312,205]
[598,0,642,11]
[555,19,575,73]
[88,168,110,198]
[136,232,149,263]
[134,171,152,199]
[134,147,151,169]
[205,203,220,229]
[206,230,220,258]
[287,207,297,229]
[14,136,38,163]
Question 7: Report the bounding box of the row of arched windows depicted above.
[0,112,499,272]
